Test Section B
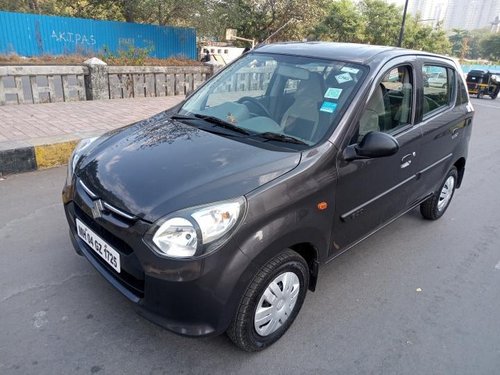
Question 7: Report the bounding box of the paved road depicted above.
[1,98,500,374]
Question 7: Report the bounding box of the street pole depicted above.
[397,0,409,47]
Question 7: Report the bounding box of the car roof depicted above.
[254,42,453,66]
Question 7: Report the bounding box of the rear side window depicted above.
[422,65,454,116]
[456,75,469,105]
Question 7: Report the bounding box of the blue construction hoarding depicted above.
[0,11,196,59]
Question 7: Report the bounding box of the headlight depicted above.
[145,197,246,259]
[67,137,99,181]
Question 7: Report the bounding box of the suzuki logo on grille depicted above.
[91,199,105,219]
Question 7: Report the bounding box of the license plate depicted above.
[76,218,121,273]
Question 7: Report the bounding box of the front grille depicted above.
[74,204,145,298]
[79,179,137,221]
[74,203,134,255]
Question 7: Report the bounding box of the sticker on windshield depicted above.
[320,101,338,113]
[335,73,353,84]
[341,66,360,74]
[324,88,343,100]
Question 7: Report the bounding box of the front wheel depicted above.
[420,166,458,220]
[227,250,309,352]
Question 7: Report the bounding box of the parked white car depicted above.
[428,72,447,88]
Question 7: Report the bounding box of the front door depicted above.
[331,61,422,254]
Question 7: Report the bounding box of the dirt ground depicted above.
[0,54,201,66]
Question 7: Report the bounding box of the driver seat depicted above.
[358,84,386,140]
[280,72,325,141]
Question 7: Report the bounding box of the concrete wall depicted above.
[0,64,214,105]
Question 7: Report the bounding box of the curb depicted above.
[0,132,101,175]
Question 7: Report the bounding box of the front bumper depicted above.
[63,181,252,337]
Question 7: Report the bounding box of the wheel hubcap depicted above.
[254,272,300,336]
[437,176,455,211]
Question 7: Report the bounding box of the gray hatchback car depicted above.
[63,42,473,351]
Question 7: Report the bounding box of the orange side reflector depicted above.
[317,202,328,210]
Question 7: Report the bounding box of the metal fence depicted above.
[0,11,196,59]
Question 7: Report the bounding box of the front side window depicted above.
[422,65,454,116]
[357,65,413,142]
[181,53,368,147]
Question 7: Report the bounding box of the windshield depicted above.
[180,52,367,148]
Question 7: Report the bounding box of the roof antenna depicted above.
[260,18,297,47]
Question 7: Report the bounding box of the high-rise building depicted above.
[444,0,500,30]
[387,0,500,31]
[407,0,449,28]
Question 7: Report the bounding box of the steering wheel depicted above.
[237,96,272,118]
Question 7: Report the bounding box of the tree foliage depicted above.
[359,0,401,46]
[402,18,451,54]
[206,0,327,43]
[312,0,363,43]
[481,34,500,61]
[312,0,451,54]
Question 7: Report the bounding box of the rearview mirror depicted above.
[344,131,399,161]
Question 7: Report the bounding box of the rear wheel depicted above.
[420,166,458,220]
[227,250,309,352]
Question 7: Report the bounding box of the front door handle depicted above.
[401,152,416,169]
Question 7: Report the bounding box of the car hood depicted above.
[77,112,301,222]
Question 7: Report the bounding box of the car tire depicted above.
[420,166,458,220]
[227,250,309,352]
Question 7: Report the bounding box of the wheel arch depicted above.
[454,157,466,188]
[289,242,320,292]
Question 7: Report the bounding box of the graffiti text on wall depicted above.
[50,30,96,45]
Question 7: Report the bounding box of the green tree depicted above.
[466,30,487,59]
[0,0,60,14]
[402,16,451,54]
[449,29,470,58]
[359,0,401,45]
[312,0,363,42]
[481,34,500,61]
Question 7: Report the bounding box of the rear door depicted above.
[414,58,473,202]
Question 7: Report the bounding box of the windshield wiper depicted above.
[194,114,251,135]
[171,114,250,135]
[170,114,198,120]
[255,132,308,145]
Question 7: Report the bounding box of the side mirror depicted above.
[344,131,399,161]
